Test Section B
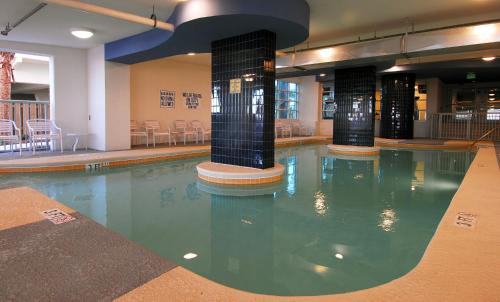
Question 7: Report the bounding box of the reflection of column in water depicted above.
[210,193,275,292]
[278,154,297,196]
[378,150,414,232]
[328,156,393,269]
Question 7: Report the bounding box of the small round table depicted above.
[67,133,89,152]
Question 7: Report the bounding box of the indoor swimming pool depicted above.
[0,145,474,296]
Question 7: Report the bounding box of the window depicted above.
[321,84,335,120]
[414,84,427,121]
[275,80,298,119]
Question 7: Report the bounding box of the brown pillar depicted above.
[0,52,15,119]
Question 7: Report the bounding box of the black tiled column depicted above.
[333,66,376,146]
[211,30,276,169]
[380,73,416,139]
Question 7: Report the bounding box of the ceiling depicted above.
[305,0,500,48]
[0,0,178,48]
[1,0,500,49]
[387,58,500,84]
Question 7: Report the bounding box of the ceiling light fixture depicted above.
[187,52,196,56]
[319,73,326,77]
[318,48,334,59]
[335,253,344,260]
[473,24,496,40]
[71,28,94,39]
[482,56,496,62]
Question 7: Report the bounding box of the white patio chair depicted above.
[173,120,198,145]
[190,120,211,144]
[291,120,313,136]
[27,119,63,154]
[275,120,283,138]
[144,120,176,147]
[276,120,292,138]
[130,120,148,147]
[0,119,22,155]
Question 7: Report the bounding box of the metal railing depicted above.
[430,113,500,141]
[0,99,50,141]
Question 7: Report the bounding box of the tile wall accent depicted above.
[211,30,276,169]
[333,66,377,146]
[380,73,416,139]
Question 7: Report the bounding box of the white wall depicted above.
[87,46,131,151]
[105,61,130,150]
[0,40,88,150]
[87,45,106,150]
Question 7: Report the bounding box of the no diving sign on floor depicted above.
[41,209,76,225]
[454,212,477,229]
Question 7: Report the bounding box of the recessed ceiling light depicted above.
[319,73,326,77]
[482,56,496,62]
[71,28,94,39]
[187,52,196,56]
[335,253,344,259]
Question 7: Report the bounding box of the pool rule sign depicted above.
[230,78,241,94]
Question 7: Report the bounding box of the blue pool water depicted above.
[1,145,474,296]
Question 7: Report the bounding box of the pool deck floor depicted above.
[0,141,499,301]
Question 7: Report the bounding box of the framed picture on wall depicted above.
[160,90,175,108]
[183,92,202,109]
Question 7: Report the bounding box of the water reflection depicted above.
[313,191,328,216]
[378,208,398,232]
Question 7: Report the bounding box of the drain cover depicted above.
[41,209,76,225]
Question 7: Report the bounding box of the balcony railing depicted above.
[430,113,500,141]
[0,99,50,141]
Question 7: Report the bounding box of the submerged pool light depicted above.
[183,252,198,260]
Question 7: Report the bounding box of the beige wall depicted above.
[130,58,211,135]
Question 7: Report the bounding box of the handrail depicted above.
[0,99,50,104]
[470,125,500,148]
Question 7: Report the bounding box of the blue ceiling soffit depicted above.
[105,0,310,64]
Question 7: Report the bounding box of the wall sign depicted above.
[230,78,241,94]
[183,92,202,109]
[160,90,175,108]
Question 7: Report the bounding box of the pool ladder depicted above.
[469,125,500,149]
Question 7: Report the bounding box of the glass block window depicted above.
[275,80,298,119]
[321,84,335,120]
